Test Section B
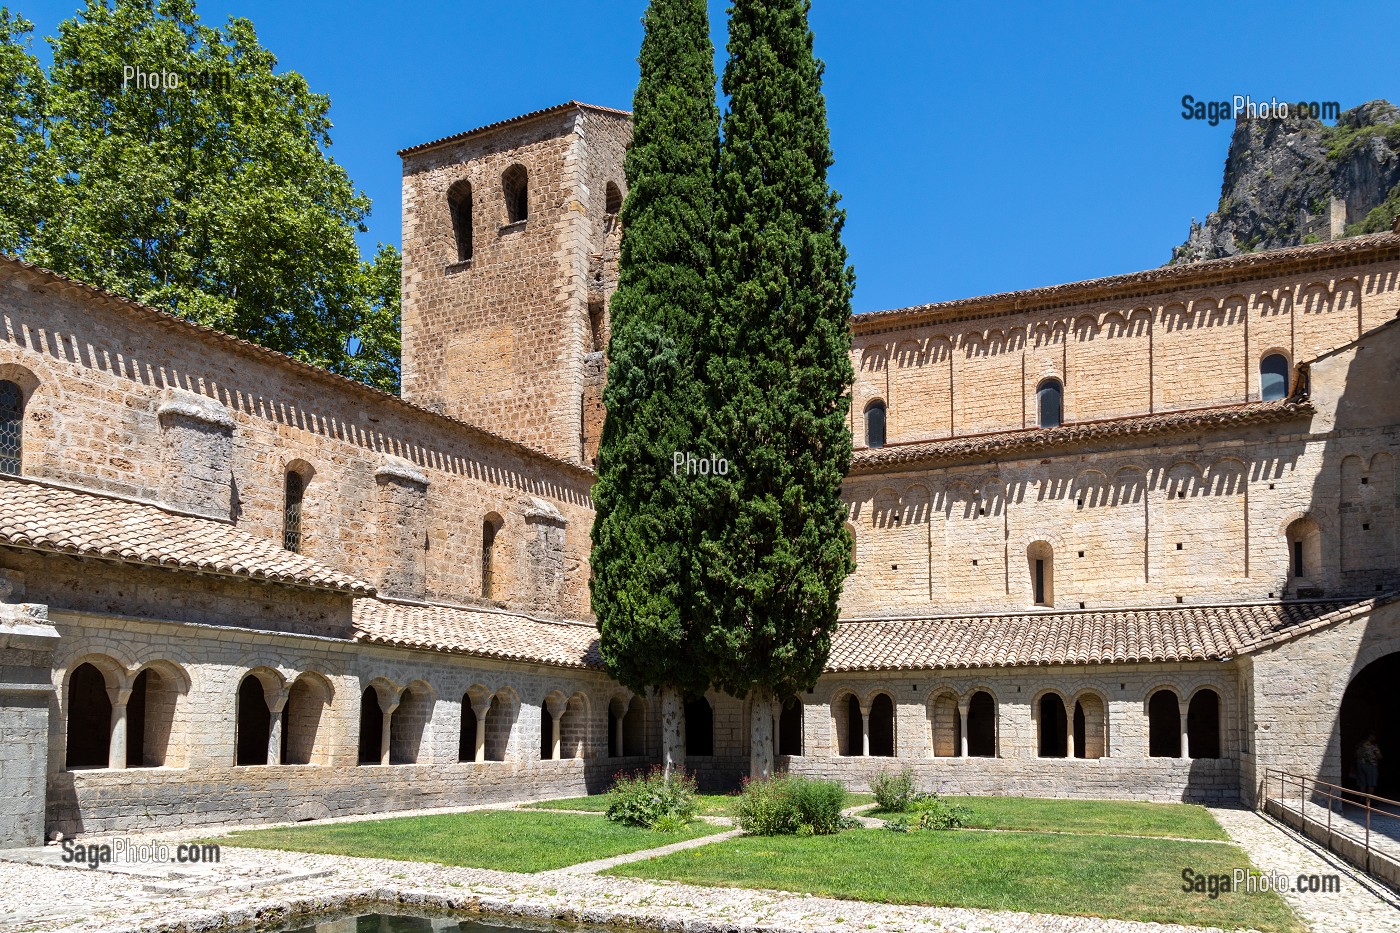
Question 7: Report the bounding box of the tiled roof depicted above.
[827,598,1392,671]
[397,101,632,156]
[0,255,595,481]
[849,399,1312,473]
[353,599,604,670]
[853,232,1400,333]
[0,478,372,594]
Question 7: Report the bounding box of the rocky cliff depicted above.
[1171,99,1400,264]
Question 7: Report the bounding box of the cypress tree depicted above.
[702,0,855,778]
[591,0,720,774]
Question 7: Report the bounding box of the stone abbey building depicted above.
[2,101,1399,846]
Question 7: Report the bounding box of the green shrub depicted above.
[870,766,917,812]
[605,767,699,829]
[734,774,848,835]
[879,792,970,831]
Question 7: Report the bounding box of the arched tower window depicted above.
[502,165,528,224]
[448,179,473,262]
[482,515,501,599]
[1028,541,1054,607]
[283,470,305,552]
[864,400,886,449]
[1260,353,1290,402]
[605,181,622,216]
[1037,378,1063,429]
[0,379,25,475]
[1286,517,1321,583]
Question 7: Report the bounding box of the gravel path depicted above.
[1207,806,1400,933]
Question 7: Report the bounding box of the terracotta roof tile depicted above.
[849,399,1312,473]
[353,599,603,670]
[853,232,1400,333]
[828,598,1392,671]
[0,478,372,594]
[397,101,632,157]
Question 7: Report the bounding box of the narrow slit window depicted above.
[865,401,886,449]
[1037,378,1063,429]
[448,180,473,262]
[283,471,304,552]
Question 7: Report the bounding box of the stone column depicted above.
[474,705,488,763]
[659,685,685,776]
[267,691,288,766]
[749,686,776,780]
[1179,710,1190,760]
[1065,705,1074,759]
[957,702,970,758]
[107,686,132,770]
[380,697,398,766]
[545,695,567,761]
[858,704,870,757]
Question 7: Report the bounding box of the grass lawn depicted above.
[527,792,875,817]
[869,796,1229,840]
[607,828,1302,932]
[217,810,722,873]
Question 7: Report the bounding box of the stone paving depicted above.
[1206,806,1400,933]
[0,800,1385,933]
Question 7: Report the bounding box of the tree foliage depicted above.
[591,0,719,697]
[698,0,855,700]
[0,0,400,392]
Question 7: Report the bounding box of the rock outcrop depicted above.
[1172,99,1400,263]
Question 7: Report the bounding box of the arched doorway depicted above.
[1340,652,1400,797]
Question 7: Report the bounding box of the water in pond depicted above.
[279,913,612,933]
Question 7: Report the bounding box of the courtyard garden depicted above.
[213,768,1304,931]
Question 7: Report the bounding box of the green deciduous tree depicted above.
[702,0,855,778]
[0,0,400,392]
[0,9,51,254]
[591,0,720,774]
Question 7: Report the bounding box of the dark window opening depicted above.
[482,518,498,599]
[1260,353,1290,402]
[865,401,886,448]
[126,669,149,768]
[1292,540,1305,577]
[1038,694,1067,758]
[459,694,477,762]
[1148,690,1181,757]
[604,181,622,215]
[1187,690,1221,759]
[1037,378,1063,429]
[540,701,554,761]
[448,179,473,262]
[967,691,996,757]
[684,696,714,756]
[235,676,271,766]
[1072,700,1086,759]
[0,379,24,475]
[502,165,528,223]
[1034,559,1046,604]
[357,687,383,765]
[778,698,803,756]
[868,694,895,756]
[65,662,111,769]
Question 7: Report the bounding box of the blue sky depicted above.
[15,0,1400,314]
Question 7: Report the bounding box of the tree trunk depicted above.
[749,684,776,780]
[659,684,685,778]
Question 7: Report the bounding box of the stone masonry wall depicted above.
[400,107,629,466]
[0,268,596,621]
[852,256,1400,447]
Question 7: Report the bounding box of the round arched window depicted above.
[1260,354,1290,401]
[1037,378,1063,429]
[865,401,886,448]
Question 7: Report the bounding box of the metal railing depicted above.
[1263,767,1400,877]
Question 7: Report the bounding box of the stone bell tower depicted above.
[398,102,631,465]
